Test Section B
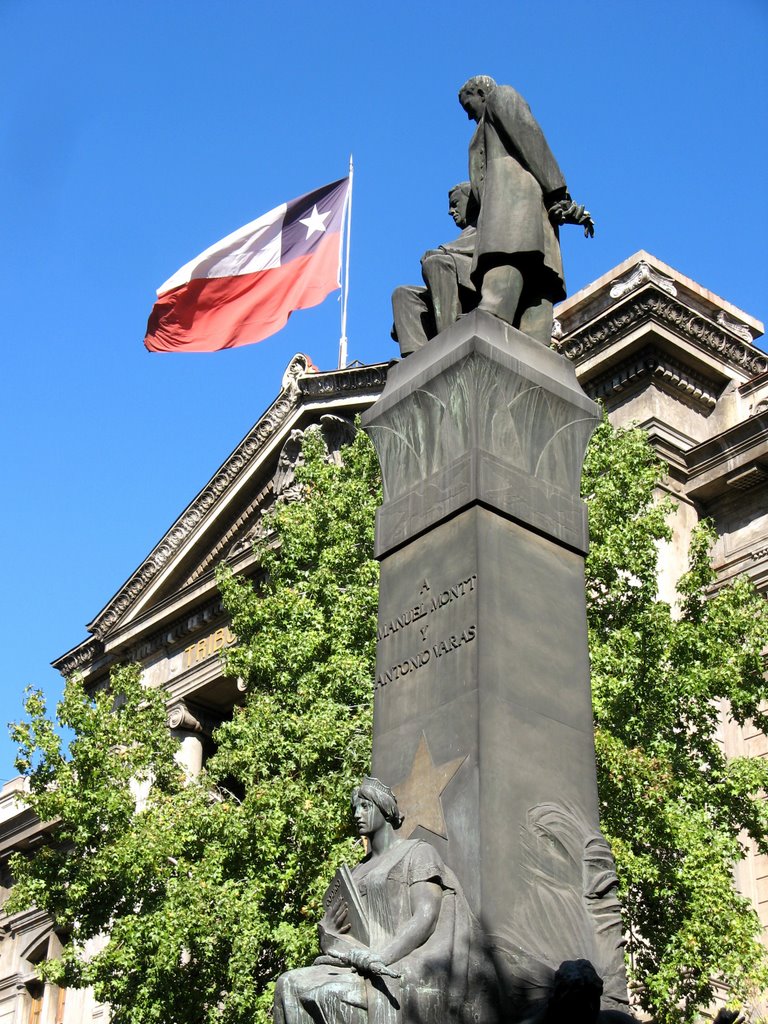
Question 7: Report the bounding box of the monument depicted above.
[275,76,627,1022]
[391,180,478,356]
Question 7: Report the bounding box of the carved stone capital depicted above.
[167,701,220,737]
[363,310,599,557]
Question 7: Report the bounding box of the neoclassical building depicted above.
[1,251,765,1023]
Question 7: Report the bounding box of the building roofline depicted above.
[52,354,391,673]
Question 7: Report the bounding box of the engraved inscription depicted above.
[375,572,478,690]
[375,625,477,689]
[376,574,477,642]
[183,626,237,668]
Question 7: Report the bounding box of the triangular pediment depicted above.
[53,355,391,681]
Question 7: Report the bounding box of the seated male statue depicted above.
[391,181,478,357]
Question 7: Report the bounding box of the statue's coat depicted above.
[468,85,567,297]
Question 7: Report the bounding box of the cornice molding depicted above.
[83,355,315,643]
[184,482,273,587]
[54,591,235,680]
[585,347,719,409]
[51,636,102,676]
[298,362,392,396]
[63,357,393,662]
[555,289,768,378]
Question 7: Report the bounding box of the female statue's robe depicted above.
[274,839,484,1024]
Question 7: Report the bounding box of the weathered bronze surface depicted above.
[391,182,478,357]
[457,75,593,344]
[273,778,493,1024]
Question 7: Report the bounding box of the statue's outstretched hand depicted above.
[548,198,595,238]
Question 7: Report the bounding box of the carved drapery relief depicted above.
[489,803,629,1018]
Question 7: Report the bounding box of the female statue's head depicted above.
[351,776,405,836]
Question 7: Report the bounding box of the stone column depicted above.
[168,702,217,781]
[363,310,627,1017]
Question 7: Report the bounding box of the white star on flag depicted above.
[299,204,332,239]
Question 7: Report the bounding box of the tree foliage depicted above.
[8,426,381,1024]
[8,416,768,1023]
[583,415,768,1022]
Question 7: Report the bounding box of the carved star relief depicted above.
[299,204,332,239]
[393,733,466,840]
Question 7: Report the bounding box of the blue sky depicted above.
[1,0,766,782]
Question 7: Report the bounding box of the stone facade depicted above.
[0,252,765,1020]
[555,251,768,959]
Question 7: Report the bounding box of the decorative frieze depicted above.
[298,363,391,396]
[556,291,768,377]
[585,348,719,409]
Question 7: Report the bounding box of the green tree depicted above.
[583,415,768,1022]
[8,426,381,1024]
[8,418,768,1023]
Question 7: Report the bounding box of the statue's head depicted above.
[448,181,473,228]
[458,75,497,122]
[549,960,603,1023]
[351,776,405,837]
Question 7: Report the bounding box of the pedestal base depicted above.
[363,313,628,1018]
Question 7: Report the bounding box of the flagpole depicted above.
[338,155,353,369]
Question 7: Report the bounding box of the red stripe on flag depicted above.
[144,230,341,353]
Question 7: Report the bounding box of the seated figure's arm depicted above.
[375,880,442,965]
[318,881,442,977]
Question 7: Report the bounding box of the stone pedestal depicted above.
[363,311,627,1016]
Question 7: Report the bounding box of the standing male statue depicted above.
[391,181,478,357]
[458,75,594,344]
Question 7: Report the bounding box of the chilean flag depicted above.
[144,177,350,353]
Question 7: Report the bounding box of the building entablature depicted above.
[554,253,767,420]
[684,412,768,503]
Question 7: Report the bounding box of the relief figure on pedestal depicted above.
[458,75,594,344]
[391,182,478,357]
[273,777,490,1024]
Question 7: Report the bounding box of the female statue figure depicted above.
[273,776,486,1024]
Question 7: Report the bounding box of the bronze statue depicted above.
[519,960,635,1024]
[391,182,478,357]
[458,75,594,344]
[273,777,487,1024]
